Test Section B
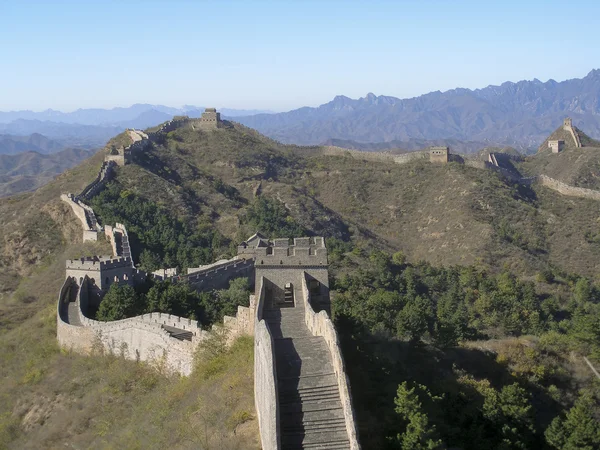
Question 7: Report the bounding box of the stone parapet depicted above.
[57,271,258,376]
[78,160,115,200]
[60,193,99,242]
[537,175,600,201]
[301,273,361,450]
[180,257,255,291]
[66,256,133,271]
[254,277,281,450]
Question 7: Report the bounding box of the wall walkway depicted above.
[56,274,255,376]
[565,124,582,148]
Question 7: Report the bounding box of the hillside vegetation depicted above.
[519,145,600,191]
[0,148,96,197]
[1,119,600,448]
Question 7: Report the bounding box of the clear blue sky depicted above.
[2,0,599,112]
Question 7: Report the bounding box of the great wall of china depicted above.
[57,232,361,449]
[55,111,600,449]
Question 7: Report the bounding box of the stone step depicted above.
[300,440,351,450]
[280,398,344,415]
[279,390,340,405]
[278,373,337,391]
[275,356,334,379]
[279,395,341,409]
[280,404,345,423]
[279,384,339,399]
[264,310,306,321]
[281,429,351,449]
[274,337,330,355]
[282,418,347,434]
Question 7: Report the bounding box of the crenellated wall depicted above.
[301,273,361,450]
[57,275,256,376]
[180,257,255,291]
[104,223,133,260]
[78,160,116,201]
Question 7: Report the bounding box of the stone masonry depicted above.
[197,107,222,130]
[57,231,361,449]
[563,117,582,148]
[240,234,360,449]
[429,146,449,163]
[548,140,565,153]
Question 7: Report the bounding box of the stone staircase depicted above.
[121,233,132,259]
[265,300,351,450]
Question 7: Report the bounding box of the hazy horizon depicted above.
[2,68,598,115]
[3,0,600,112]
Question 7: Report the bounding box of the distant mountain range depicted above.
[0,104,272,125]
[0,133,65,155]
[235,69,600,151]
[0,105,273,150]
[3,70,600,153]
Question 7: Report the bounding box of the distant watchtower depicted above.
[198,107,222,130]
[563,118,573,130]
[430,146,449,164]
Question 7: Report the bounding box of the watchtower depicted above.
[548,140,565,153]
[238,234,330,312]
[430,146,449,164]
[563,118,573,130]
[65,256,138,291]
[198,107,222,130]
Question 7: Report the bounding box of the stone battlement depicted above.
[66,256,133,271]
[237,234,327,265]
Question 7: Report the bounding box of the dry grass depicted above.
[0,267,259,450]
[520,145,600,190]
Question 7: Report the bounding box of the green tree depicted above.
[545,394,600,450]
[96,284,140,321]
[145,281,196,318]
[394,382,443,450]
[243,197,305,238]
[392,251,407,266]
[139,249,162,272]
[397,296,433,342]
[573,278,592,304]
[488,383,535,449]
[198,278,252,325]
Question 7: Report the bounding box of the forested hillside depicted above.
[1,119,599,448]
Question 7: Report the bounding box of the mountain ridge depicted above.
[235,69,600,149]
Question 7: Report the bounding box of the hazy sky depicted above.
[2,0,599,112]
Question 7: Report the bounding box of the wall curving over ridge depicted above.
[56,275,255,376]
[537,174,600,201]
